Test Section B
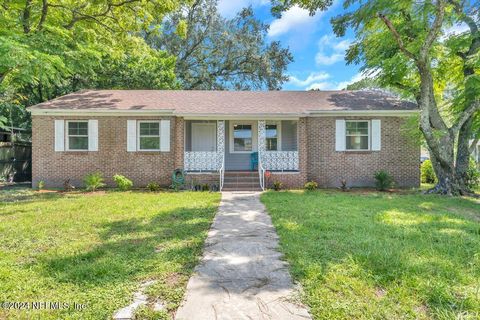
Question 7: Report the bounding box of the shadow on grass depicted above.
[261,190,480,317]
[38,207,215,286]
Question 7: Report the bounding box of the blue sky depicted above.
[217,0,363,91]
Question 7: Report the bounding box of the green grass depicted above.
[0,188,220,319]
[261,190,480,320]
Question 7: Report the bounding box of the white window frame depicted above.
[137,120,161,151]
[229,121,257,154]
[265,121,282,151]
[345,120,370,151]
[65,120,89,151]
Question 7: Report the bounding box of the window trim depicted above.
[265,121,282,151]
[137,120,161,151]
[65,120,89,151]
[345,120,370,151]
[229,121,257,154]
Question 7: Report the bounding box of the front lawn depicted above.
[261,190,480,319]
[0,188,220,319]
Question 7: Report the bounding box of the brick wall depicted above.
[32,115,419,190]
[32,116,184,188]
[306,116,420,188]
[184,173,220,190]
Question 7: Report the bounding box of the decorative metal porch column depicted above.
[258,120,266,164]
[217,120,225,168]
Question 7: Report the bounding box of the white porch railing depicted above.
[184,152,222,171]
[261,151,299,171]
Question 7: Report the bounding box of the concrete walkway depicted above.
[175,192,311,320]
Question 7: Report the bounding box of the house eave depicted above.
[29,109,419,117]
[29,109,175,116]
[307,110,418,117]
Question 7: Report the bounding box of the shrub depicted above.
[201,184,210,191]
[113,174,133,191]
[421,160,437,184]
[38,180,45,190]
[465,158,480,190]
[147,182,160,192]
[272,181,282,191]
[83,172,106,192]
[63,179,75,192]
[304,181,318,191]
[374,170,394,191]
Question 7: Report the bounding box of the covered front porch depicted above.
[183,119,300,190]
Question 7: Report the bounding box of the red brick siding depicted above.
[306,117,420,188]
[32,115,419,190]
[184,173,220,189]
[32,116,183,188]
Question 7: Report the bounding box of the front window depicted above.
[67,121,88,150]
[346,121,369,150]
[139,121,160,150]
[266,123,279,151]
[233,124,252,152]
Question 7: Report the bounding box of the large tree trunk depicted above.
[416,61,470,196]
[456,117,473,191]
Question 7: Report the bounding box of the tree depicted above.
[147,0,293,90]
[0,0,185,128]
[272,0,480,195]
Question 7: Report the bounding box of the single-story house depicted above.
[28,90,420,190]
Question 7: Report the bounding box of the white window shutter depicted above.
[160,120,171,152]
[371,119,381,151]
[127,120,137,152]
[335,119,346,151]
[54,120,65,152]
[88,120,98,151]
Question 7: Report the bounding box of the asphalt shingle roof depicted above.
[28,89,417,114]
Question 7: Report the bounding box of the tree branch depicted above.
[470,138,479,153]
[36,0,48,31]
[22,0,32,34]
[420,0,446,59]
[450,100,480,134]
[377,13,417,60]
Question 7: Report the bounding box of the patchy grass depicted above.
[0,188,220,319]
[261,190,480,319]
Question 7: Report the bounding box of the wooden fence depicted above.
[0,142,32,182]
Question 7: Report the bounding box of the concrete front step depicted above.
[224,171,258,177]
[224,177,260,183]
[223,171,261,191]
[222,187,263,191]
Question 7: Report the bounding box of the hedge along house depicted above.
[28,90,420,191]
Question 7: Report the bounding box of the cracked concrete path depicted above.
[175,192,311,320]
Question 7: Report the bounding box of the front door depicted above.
[192,123,216,152]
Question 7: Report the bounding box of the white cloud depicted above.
[444,23,469,36]
[315,35,351,66]
[441,23,470,41]
[288,72,330,87]
[305,82,338,90]
[218,0,269,18]
[268,6,321,37]
[302,72,371,91]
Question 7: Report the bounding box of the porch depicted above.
[183,119,300,190]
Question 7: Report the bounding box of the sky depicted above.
[217,0,363,91]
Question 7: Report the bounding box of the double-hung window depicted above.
[346,120,369,151]
[233,124,253,152]
[266,122,280,151]
[67,121,89,150]
[138,121,161,151]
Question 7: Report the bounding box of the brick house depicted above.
[28,90,420,190]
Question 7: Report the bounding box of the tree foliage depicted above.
[272,0,480,195]
[148,0,293,90]
[0,0,184,128]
